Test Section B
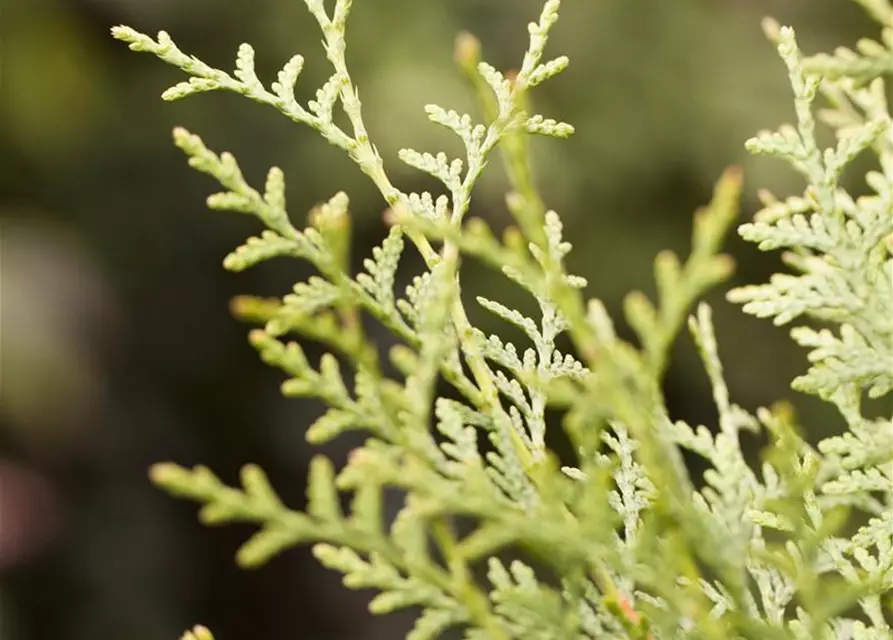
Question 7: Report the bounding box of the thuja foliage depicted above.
[113,1,893,637]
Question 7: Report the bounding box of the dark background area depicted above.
[0,0,884,638]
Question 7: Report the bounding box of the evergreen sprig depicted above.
[115,0,892,637]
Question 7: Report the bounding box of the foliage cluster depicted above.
[113,0,893,637]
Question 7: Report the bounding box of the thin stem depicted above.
[431,518,509,640]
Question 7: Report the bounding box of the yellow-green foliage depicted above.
[114,1,892,637]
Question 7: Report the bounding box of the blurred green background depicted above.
[0,0,884,638]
